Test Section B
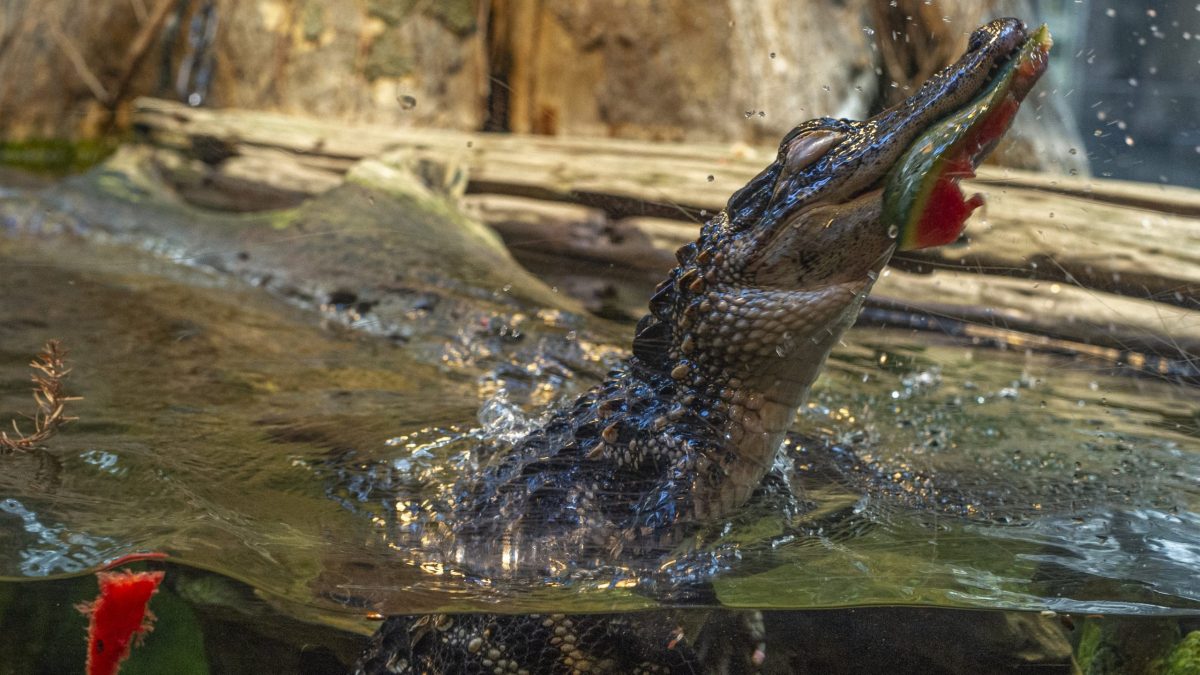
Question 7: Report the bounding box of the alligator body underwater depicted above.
[356,18,1051,674]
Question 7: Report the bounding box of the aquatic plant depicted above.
[0,340,80,453]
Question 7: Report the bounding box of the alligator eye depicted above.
[781,129,844,176]
[968,27,987,52]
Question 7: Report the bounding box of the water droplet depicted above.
[769,52,776,59]
[478,391,534,444]
[1105,8,1116,17]
[886,224,899,239]
[1068,147,1078,155]
[399,95,418,110]
[706,175,715,182]
[862,27,875,36]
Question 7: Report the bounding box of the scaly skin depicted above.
[358,18,1040,674]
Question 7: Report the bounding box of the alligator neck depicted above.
[624,195,889,521]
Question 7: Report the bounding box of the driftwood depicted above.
[131,97,1200,361]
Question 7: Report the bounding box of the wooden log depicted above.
[134,97,1200,216]
[869,268,1200,356]
[129,98,1200,361]
[151,145,344,211]
[464,195,691,274]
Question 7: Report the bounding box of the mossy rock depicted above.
[364,27,415,80]
[366,0,417,26]
[427,0,477,35]
[301,0,324,42]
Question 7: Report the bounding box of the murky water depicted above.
[1,212,1198,670]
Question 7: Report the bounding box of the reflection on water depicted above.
[0,497,121,576]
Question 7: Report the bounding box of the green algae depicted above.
[0,137,119,175]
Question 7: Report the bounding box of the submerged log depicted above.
[131,98,1200,361]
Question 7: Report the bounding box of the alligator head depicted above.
[630,18,1051,519]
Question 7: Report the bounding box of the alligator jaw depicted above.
[883,24,1053,250]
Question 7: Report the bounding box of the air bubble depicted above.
[398,95,418,110]
[887,224,899,239]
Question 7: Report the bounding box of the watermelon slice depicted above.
[882,24,1053,251]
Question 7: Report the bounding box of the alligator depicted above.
[356,18,1051,674]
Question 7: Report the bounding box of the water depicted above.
[1,219,1197,670]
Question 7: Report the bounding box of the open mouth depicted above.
[882,24,1053,251]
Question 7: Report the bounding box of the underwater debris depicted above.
[0,340,80,452]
